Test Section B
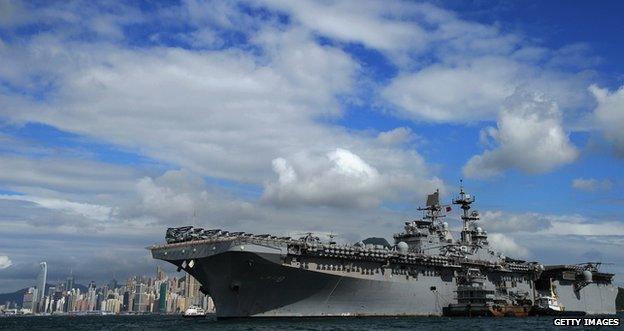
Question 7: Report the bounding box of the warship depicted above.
[149,185,617,317]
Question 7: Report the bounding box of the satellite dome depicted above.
[442,222,448,229]
[476,227,482,233]
[397,241,409,254]
[583,270,593,282]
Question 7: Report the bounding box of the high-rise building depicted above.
[122,291,131,312]
[184,275,195,302]
[133,284,148,312]
[22,287,36,312]
[183,274,203,307]
[170,277,178,292]
[66,273,75,292]
[158,282,168,313]
[156,267,166,281]
[35,262,47,304]
[103,298,122,313]
[87,285,97,311]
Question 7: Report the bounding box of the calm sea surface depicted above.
[1,313,622,330]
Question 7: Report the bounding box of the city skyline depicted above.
[1,261,213,315]
[1,0,623,293]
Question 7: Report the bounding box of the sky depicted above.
[0,0,623,292]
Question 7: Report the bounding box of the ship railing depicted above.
[153,232,305,250]
[298,242,464,267]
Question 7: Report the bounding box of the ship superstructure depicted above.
[149,186,617,317]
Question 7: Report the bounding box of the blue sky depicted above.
[0,0,623,292]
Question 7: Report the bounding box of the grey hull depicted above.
[549,281,617,315]
[181,251,456,317]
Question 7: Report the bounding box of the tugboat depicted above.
[531,280,586,316]
[443,268,497,317]
[183,305,207,318]
[531,295,585,316]
[442,268,532,317]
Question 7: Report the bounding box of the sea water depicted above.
[1,313,622,330]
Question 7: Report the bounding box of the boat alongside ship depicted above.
[183,305,208,318]
[149,185,617,318]
[442,268,533,317]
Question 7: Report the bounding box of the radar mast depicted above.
[418,189,445,224]
[453,180,479,244]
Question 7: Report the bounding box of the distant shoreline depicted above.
[0,312,203,317]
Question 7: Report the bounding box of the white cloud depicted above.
[258,0,428,52]
[383,56,592,123]
[262,148,442,208]
[0,25,441,195]
[478,210,624,237]
[258,0,528,64]
[589,84,624,156]
[543,216,624,236]
[116,168,425,240]
[463,90,578,178]
[571,178,612,192]
[263,148,380,208]
[0,255,12,269]
[0,22,444,211]
[0,195,114,222]
[488,233,529,258]
[479,210,552,233]
[377,127,415,146]
[0,155,137,195]
[0,149,435,241]
[126,169,258,225]
[383,58,518,122]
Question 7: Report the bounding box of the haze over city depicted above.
[0,0,623,295]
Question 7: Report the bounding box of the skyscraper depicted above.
[184,275,195,298]
[156,267,166,281]
[133,283,148,312]
[35,262,47,303]
[122,291,131,312]
[66,271,75,292]
[22,287,37,311]
[159,282,168,313]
